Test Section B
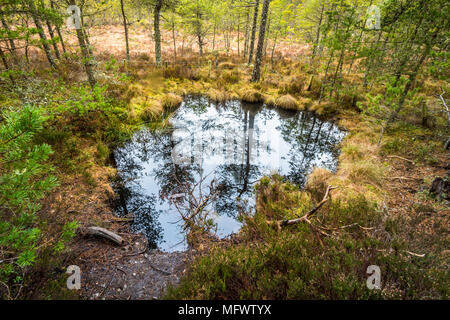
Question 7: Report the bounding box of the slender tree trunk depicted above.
[69,1,96,88]
[76,28,96,88]
[195,9,204,56]
[243,8,250,57]
[310,4,325,66]
[263,16,271,60]
[120,0,130,62]
[248,0,260,64]
[45,18,61,60]
[28,0,57,68]
[55,24,66,54]
[0,14,19,64]
[319,49,334,102]
[172,23,177,62]
[51,1,66,54]
[80,13,93,56]
[154,0,162,65]
[212,21,216,51]
[0,45,15,85]
[251,0,270,82]
[237,13,240,56]
[378,32,437,145]
[270,29,279,65]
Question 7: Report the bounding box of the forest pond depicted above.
[113,95,345,252]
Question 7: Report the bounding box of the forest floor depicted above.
[20,26,448,299]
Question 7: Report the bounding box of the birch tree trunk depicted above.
[248,0,260,64]
[50,1,66,54]
[69,0,96,88]
[45,17,61,60]
[120,0,130,63]
[28,0,57,68]
[154,0,162,65]
[251,0,270,82]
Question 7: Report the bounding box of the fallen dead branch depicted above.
[105,216,134,223]
[377,248,426,258]
[149,263,172,275]
[267,185,337,228]
[79,227,124,246]
[438,91,450,149]
[391,176,420,181]
[387,155,415,164]
[318,223,374,232]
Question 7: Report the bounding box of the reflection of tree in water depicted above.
[112,95,345,248]
[112,137,164,248]
[278,110,344,186]
[112,182,162,249]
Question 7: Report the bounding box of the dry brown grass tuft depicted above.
[218,62,236,70]
[279,75,307,95]
[263,94,277,106]
[297,97,313,110]
[305,168,333,202]
[308,101,337,115]
[240,88,263,103]
[344,160,386,187]
[162,93,183,110]
[275,94,299,110]
[140,100,164,121]
[220,69,240,84]
[207,88,232,102]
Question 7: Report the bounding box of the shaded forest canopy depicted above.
[0,0,448,300]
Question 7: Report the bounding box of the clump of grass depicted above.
[341,144,365,161]
[95,141,110,165]
[240,88,263,103]
[263,94,277,106]
[275,94,299,110]
[344,160,386,187]
[207,88,231,102]
[220,69,240,84]
[340,93,359,110]
[163,65,198,80]
[304,76,322,97]
[218,62,236,70]
[162,93,183,110]
[305,168,333,202]
[127,107,138,122]
[279,75,306,95]
[140,100,163,121]
[309,101,336,115]
[297,97,312,110]
[254,175,312,222]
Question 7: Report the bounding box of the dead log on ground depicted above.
[79,226,124,245]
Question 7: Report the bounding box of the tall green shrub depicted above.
[0,106,58,299]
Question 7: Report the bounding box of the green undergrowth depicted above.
[166,176,448,300]
[1,52,448,299]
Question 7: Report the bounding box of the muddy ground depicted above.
[71,231,189,300]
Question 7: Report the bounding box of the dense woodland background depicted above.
[0,0,448,300]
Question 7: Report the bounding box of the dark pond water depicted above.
[113,95,345,252]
